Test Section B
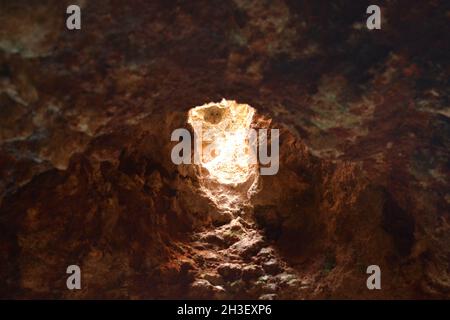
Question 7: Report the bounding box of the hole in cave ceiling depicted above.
[187,99,260,212]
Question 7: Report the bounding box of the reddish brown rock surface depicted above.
[0,0,449,299]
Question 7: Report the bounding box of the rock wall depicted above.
[0,0,449,299]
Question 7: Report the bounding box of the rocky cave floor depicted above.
[186,216,306,300]
[0,1,449,299]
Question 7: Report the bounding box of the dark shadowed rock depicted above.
[217,263,242,281]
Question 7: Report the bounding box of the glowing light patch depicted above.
[188,99,256,185]
[187,99,259,212]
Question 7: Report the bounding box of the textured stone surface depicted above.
[0,0,449,299]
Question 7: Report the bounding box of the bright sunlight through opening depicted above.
[188,99,256,185]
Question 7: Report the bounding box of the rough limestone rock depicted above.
[0,0,449,299]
